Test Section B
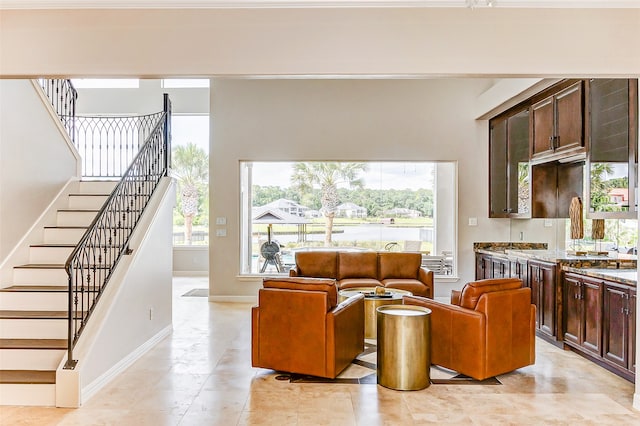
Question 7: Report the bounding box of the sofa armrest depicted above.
[417,267,434,298]
[289,267,300,277]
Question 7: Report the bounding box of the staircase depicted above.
[0,180,116,406]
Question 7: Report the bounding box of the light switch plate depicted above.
[544,219,553,227]
[215,217,227,225]
[216,228,227,237]
[468,217,478,226]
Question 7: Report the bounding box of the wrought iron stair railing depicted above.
[38,78,78,143]
[62,94,172,369]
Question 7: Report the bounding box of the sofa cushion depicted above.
[294,251,338,279]
[338,278,382,290]
[263,277,338,308]
[338,251,378,280]
[378,252,421,280]
[381,279,426,297]
[459,278,523,310]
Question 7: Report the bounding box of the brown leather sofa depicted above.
[289,251,433,298]
[403,278,536,380]
[251,277,365,379]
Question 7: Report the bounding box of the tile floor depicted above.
[2,275,640,425]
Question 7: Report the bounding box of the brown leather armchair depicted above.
[252,277,365,379]
[403,278,536,380]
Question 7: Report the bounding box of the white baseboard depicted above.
[634,392,640,411]
[80,325,173,405]
[209,295,256,303]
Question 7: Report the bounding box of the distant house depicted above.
[608,188,629,205]
[336,202,367,218]
[304,209,322,218]
[263,198,309,217]
[383,207,422,218]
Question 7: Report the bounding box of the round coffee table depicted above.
[338,287,413,339]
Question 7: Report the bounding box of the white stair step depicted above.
[0,291,68,311]
[78,180,118,193]
[0,319,67,339]
[56,210,99,227]
[68,194,110,209]
[13,265,67,285]
[29,245,75,264]
[0,383,56,406]
[43,227,87,244]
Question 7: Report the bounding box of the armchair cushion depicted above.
[459,278,522,310]
[263,277,338,309]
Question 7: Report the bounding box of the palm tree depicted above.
[291,162,367,245]
[172,143,209,244]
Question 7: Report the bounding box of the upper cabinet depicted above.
[488,78,638,219]
[586,79,638,219]
[531,80,585,161]
[489,108,530,218]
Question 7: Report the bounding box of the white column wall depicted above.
[0,80,77,261]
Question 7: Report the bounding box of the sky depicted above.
[251,162,435,191]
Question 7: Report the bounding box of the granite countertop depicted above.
[563,266,637,286]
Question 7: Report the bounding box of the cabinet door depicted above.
[507,109,530,216]
[527,263,541,323]
[555,82,584,153]
[587,78,638,218]
[581,277,602,356]
[489,118,508,217]
[563,273,582,346]
[476,254,491,280]
[628,289,636,372]
[491,257,508,279]
[602,282,628,369]
[531,97,555,158]
[538,262,557,338]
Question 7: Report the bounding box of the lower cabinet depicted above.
[563,273,602,357]
[562,272,636,382]
[529,260,558,339]
[602,281,636,379]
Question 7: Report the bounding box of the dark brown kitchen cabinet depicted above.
[530,160,583,218]
[489,108,530,218]
[475,253,492,280]
[602,280,636,377]
[509,258,528,284]
[528,260,557,338]
[531,80,585,161]
[490,256,510,279]
[586,78,638,219]
[562,273,602,357]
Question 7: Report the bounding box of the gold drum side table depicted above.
[338,288,412,339]
[376,305,431,391]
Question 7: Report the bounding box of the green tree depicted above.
[291,162,367,245]
[172,143,209,244]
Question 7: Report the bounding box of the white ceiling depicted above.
[0,0,639,9]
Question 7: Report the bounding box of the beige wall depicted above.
[0,8,638,78]
[210,78,503,299]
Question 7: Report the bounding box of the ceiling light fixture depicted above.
[466,0,495,8]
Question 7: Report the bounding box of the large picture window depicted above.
[171,115,209,246]
[240,161,457,277]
